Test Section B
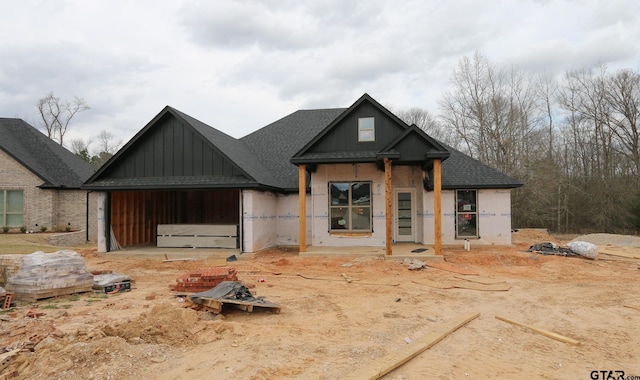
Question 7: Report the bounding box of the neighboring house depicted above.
[0,118,97,237]
[83,94,522,254]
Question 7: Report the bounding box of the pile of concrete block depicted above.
[171,267,238,293]
[5,250,94,301]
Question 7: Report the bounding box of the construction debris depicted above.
[189,281,280,314]
[343,313,480,380]
[171,267,238,293]
[527,241,598,259]
[5,251,93,301]
[93,273,132,293]
[404,258,426,270]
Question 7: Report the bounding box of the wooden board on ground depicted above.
[454,275,507,285]
[425,262,478,275]
[598,246,640,259]
[413,279,510,291]
[495,315,581,346]
[343,313,480,380]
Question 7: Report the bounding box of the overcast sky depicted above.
[1,0,638,151]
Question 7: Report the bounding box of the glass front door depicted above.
[394,189,414,242]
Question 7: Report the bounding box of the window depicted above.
[329,182,371,232]
[358,117,375,142]
[0,190,24,227]
[455,190,477,238]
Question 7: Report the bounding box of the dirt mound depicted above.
[571,233,640,247]
[104,302,201,346]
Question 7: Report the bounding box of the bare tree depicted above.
[69,130,122,168]
[395,107,458,146]
[36,92,90,146]
[439,52,542,176]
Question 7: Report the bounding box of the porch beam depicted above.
[384,158,392,256]
[298,164,307,253]
[434,159,442,255]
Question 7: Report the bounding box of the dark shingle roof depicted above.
[441,147,522,189]
[0,118,95,188]
[241,108,346,190]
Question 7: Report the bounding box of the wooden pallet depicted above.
[12,284,92,302]
[193,297,280,314]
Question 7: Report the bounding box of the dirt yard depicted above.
[0,229,639,380]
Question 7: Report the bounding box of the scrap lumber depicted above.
[454,275,506,285]
[341,273,353,283]
[343,313,480,380]
[412,279,510,291]
[425,262,478,275]
[296,273,399,286]
[598,246,640,260]
[495,315,581,346]
[623,305,640,311]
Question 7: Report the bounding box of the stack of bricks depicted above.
[0,255,24,286]
[171,267,238,293]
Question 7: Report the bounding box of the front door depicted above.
[394,189,415,242]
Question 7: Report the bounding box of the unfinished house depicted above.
[83,94,522,254]
[0,118,96,236]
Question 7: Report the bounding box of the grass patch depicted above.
[41,304,60,309]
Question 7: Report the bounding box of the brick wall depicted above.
[0,149,96,239]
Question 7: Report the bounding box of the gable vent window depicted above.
[358,117,375,142]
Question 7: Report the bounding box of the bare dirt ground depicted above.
[1,229,639,380]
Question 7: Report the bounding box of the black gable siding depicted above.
[100,114,245,180]
[310,103,405,153]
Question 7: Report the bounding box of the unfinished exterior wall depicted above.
[242,190,278,252]
[476,189,513,245]
[310,163,386,246]
[422,190,456,244]
[421,188,513,245]
[97,192,108,252]
[275,193,310,247]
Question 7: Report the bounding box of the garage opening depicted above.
[110,189,239,248]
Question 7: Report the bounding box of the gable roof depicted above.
[0,118,95,189]
[378,124,450,163]
[291,93,416,164]
[82,93,522,192]
[84,106,281,190]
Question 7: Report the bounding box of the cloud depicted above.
[0,0,639,148]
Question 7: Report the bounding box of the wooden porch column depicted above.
[434,159,442,255]
[298,164,307,253]
[384,158,392,256]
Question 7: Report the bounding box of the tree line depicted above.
[399,52,640,234]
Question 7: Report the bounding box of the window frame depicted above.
[358,117,375,142]
[455,189,478,239]
[1,190,24,227]
[328,181,372,232]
